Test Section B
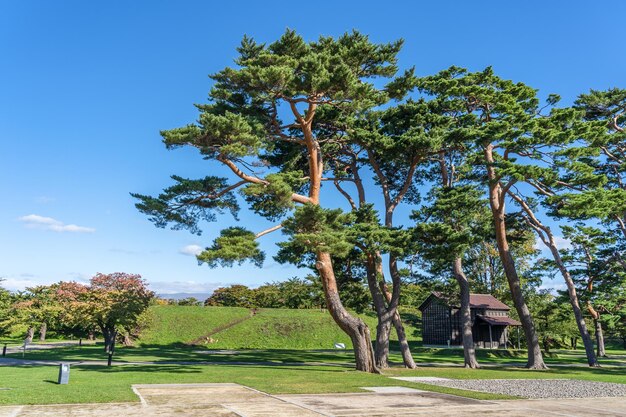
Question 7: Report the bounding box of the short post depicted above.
[57,363,70,384]
[2,344,6,357]
[79,338,82,347]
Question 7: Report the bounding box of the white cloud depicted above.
[1,272,91,291]
[179,244,203,256]
[19,214,95,233]
[553,236,572,250]
[1,275,54,291]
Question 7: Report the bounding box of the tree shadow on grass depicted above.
[76,364,205,374]
[10,343,357,367]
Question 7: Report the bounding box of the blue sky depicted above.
[1,1,624,294]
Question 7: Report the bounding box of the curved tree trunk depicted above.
[316,251,378,373]
[593,318,606,357]
[552,264,598,366]
[365,253,393,369]
[587,303,606,357]
[366,253,416,369]
[509,192,599,367]
[344,152,416,370]
[378,274,417,368]
[552,260,598,366]
[453,258,479,368]
[492,213,546,369]
[484,145,546,369]
[391,311,416,368]
[383,278,417,369]
[39,322,47,342]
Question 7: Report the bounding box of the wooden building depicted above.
[418,292,521,349]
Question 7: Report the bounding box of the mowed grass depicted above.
[2,306,624,406]
[2,361,625,405]
[139,306,418,349]
[137,305,252,345]
[203,308,377,349]
[0,364,519,405]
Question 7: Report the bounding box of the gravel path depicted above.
[420,378,626,399]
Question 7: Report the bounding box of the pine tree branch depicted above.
[255,224,283,238]
[333,180,357,210]
[217,154,311,204]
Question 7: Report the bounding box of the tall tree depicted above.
[133,30,410,372]
[412,147,486,368]
[573,89,626,241]
[418,67,551,368]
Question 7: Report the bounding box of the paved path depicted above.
[1,383,625,416]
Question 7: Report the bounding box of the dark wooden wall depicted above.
[421,298,452,345]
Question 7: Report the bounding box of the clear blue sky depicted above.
[1,1,624,294]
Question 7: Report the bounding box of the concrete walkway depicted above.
[1,383,625,416]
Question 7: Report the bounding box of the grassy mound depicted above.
[138,305,419,349]
[137,305,252,345]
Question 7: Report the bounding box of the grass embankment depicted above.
[139,305,418,349]
[137,305,252,345]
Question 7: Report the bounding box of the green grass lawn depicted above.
[2,359,625,405]
[1,306,624,406]
[0,363,518,405]
[8,343,626,369]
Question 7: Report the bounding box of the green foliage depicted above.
[413,184,488,271]
[204,279,323,310]
[204,285,256,308]
[197,227,265,268]
[134,29,409,295]
[279,204,354,258]
[241,172,305,220]
[131,175,239,235]
[175,297,202,306]
[0,280,13,337]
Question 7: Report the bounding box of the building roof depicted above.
[418,291,511,311]
[476,314,521,326]
[469,294,511,311]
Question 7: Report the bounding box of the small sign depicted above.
[334,343,346,349]
[58,363,70,384]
